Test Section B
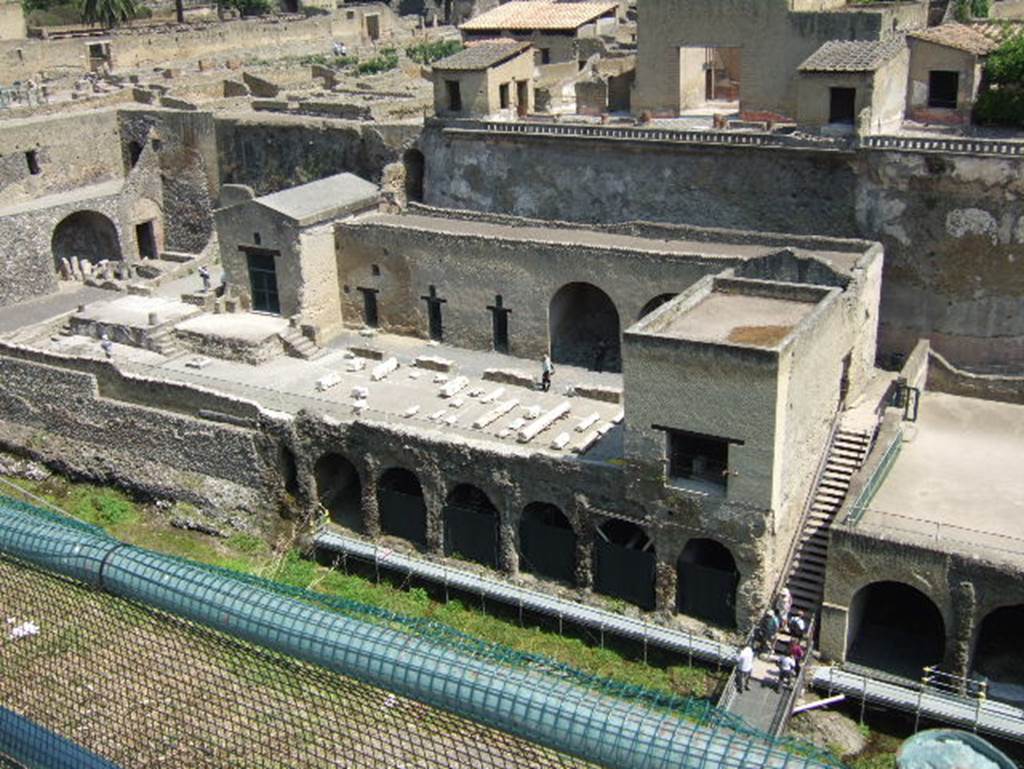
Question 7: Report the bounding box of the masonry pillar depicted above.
[423,471,445,556]
[654,557,676,613]
[498,491,520,576]
[818,602,849,663]
[361,458,381,538]
[951,580,976,680]
[572,497,594,590]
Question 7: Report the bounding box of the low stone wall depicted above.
[926,349,1024,405]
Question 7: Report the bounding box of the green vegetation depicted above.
[355,47,400,75]
[953,0,989,20]
[298,52,359,68]
[22,0,149,28]
[79,0,138,27]
[975,32,1024,126]
[221,0,272,17]
[847,724,901,769]
[1,474,723,700]
[406,38,463,64]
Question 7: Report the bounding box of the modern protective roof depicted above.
[255,172,379,226]
[909,22,999,55]
[460,1,618,32]
[432,40,532,71]
[798,37,906,73]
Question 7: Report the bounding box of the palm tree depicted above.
[79,0,138,27]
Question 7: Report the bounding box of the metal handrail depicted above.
[770,614,817,736]
[843,426,903,526]
[847,507,1024,556]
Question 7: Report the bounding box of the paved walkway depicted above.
[0,285,114,334]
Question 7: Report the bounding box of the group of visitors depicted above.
[735,588,810,693]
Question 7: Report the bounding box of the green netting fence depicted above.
[0,490,845,769]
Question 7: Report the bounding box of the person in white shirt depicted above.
[736,644,755,692]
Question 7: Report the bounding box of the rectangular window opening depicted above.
[25,150,40,175]
[661,428,734,488]
[928,70,959,110]
[828,87,856,124]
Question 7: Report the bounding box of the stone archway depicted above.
[638,293,677,320]
[847,581,945,678]
[443,484,499,568]
[314,453,363,532]
[972,604,1024,705]
[51,210,121,275]
[377,467,428,547]
[593,518,655,609]
[676,538,739,628]
[549,282,621,372]
[519,502,576,584]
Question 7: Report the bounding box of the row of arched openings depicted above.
[845,581,1024,704]
[314,454,741,626]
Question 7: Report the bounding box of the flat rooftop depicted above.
[348,212,867,271]
[863,391,1024,561]
[645,289,818,348]
[75,295,200,328]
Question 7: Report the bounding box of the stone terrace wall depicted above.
[0,348,288,520]
[216,115,419,195]
[421,123,1024,371]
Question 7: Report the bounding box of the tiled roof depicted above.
[432,40,531,71]
[799,37,907,72]
[970,20,1024,45]
[910,22,999,55]
[460,1,618,32]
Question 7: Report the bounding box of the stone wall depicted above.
[421,124,1024,370]
[216,115,419,196]
[0,0,25,41]
[0,109,123,209]
[0,349,286,519]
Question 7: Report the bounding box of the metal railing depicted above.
[845,508,1024,558]
[862,134,1024,158]
[842,426,903,526]
[770,614,817,737]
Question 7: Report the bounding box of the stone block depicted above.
[572,384,622,404]
[482,368,535,389]
[414,354,453,372]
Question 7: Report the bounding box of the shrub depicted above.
[222,0,272,17]
[974,32,1024,126]
[974,87,1024,126]
[405,38,462,64]
[355,47,399,75]
[986,31,1024,84]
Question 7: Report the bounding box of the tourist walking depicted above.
[774,587,792,620]
[540,354,555,392]
[99,333,113,360]
[198,265,211,292]
[757,609,780,654]
[777,652,796,690]
[789,639,806,673]
[788,610,807,640]
[736,644,754,692]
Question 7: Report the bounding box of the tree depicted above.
[79,0,138,26]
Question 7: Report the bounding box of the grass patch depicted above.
[1,474,723,700]
[406,38,462,64]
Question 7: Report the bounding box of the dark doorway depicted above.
[499,82,510,110]
[638,293,677,320]
[443,484,499,568]
[677,538,738,628]
[705,68,714,101]
[422,285,445,342]
[135,221,157,260]
[365,14,380,41]
[847,581,945,679]
[358,287,379,328]
[51,210,122,274]
[549,282,621,372]
[516,80,529,117]
[445,80,462,112]
[127,141,143,170]
[25,150,40,176]
[838,352,852,408]
[246,251,281,314]
[829,87,856,124]
[377,468,428,547]
[593,519,656,610]
[403,149,425,203]
[928,70,959,110]
[488,294,511,353]
[971,605,1024,705]
[314,453,363,532]
[519,502,575,584]
[279,445,299,495]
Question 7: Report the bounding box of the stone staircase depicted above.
[779,427,873,630]
[280,328,327,361]
[149,327,183,358]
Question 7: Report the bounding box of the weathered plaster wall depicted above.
[0,1,25,41]
[0,109,123,208]
[422,126,1024,370]
[335,215,749,358]
[215,116,418,196]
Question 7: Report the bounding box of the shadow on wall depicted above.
[51,210,122,272]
